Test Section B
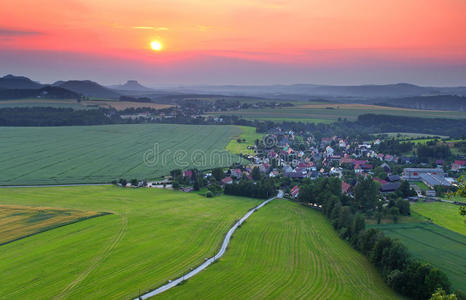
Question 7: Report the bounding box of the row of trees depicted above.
[224,178,276,199]
[298,177,453,299]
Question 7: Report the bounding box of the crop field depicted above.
[411,201,466,235]
[0,124,243,185]
[0,186,262,299]
[226,126,264,155]
[207,103,466,123]
[0,204,102,245]
[371,222,466,292]
[160,200,399,300]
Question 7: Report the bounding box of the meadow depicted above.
[371,222,466,292]
[0,186,262,299]
[411,201,466,235]
[207,103,466,123]
[225,125,264,155]
[160,200,399,300]
[0,124,243,185]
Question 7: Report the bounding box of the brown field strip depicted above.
[0,205,108,246]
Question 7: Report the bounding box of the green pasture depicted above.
[0,186,261,299]
[226,126,264,155]
[0,124,243,185]
[411,201,466,235]
[161,200,399,299]
[371,222,466,292]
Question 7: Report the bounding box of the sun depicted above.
[150,41,163,51]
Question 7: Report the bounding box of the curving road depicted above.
[135,190,283,299]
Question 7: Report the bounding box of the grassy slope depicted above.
[0,205,100,245]
[160,200,399,300]
[411,201,466,235]
[226,126,264,155]
[0,186,261,299]
[207,103,466,123]
[0,124,243,185]
[371,222,465,292]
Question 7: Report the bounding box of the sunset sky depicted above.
[1,0,466,86]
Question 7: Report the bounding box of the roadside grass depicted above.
[411,201,466,235]
[0,205,102,245]
[226,126,264,155]
[370,222,466,292]
[160,200,399,300]
[0,186,262,299]
[0,124,244,185]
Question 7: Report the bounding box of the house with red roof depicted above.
[341,182,352,194]
[290,185,300,198]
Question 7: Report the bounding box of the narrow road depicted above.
[135,190,284,300]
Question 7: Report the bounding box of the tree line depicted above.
[297,177,456,300]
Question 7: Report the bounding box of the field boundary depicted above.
[0,211,112,247]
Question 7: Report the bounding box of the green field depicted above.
[0,98,87,109]
[226,126,264,155]
[207,103,466,123]
[0,186,262,299]
[0,124,243,185]
[411,201,466,235]
[160,200,399,299]
[371,222,466,292]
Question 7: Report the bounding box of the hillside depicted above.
[160,200,399,299]
[0,86,80,100]
[0,74,43,89]
[54,80,120,99]
[0,186,261,299]
[109,80,154,92]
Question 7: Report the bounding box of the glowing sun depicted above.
[150,41,163,51]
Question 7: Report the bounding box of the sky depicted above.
[1,0,466,86]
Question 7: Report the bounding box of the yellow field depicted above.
[0,204,102,245]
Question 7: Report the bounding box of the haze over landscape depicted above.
[1,1,465,300]
[1,0,466,85]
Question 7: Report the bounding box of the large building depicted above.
[402,168,445,180]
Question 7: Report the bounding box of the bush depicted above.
[206,191,213,198]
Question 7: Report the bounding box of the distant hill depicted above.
[0,74,43,90]
[0,86,80,100]
[54,80,120,99]
[378,95,466,111]
[109,80,154,92]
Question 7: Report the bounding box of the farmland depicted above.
[207,103,466,123]
[411,201,466,235]
[0,205,102,245]
[0,124,243,185]
[226,126,264,155]
[371,222,466,292]
[0,186,262,299]
[160,200,399,300]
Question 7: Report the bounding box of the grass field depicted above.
[207,103,466,123]
[0,186,262,299]
[411,201,466,235]
[0,124,243,185]
[226,126,264,155]
[160,200,399,300]
[0,204,102,245]
[371,222,466,292]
